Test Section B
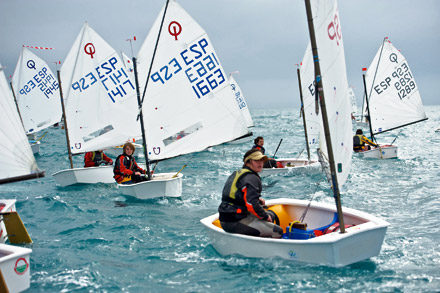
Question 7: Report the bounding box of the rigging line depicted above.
[299,182,321,223]
[366,37,388,118]
[296,148,305,160]
[390,130,402,146]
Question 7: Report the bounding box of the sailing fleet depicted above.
[0,0,431,289]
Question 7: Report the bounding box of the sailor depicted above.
[84,150,113,167]
[113,142,148,184]
[218,149,283,238]
[252,136,266,154]
[353,129,378,151]
[252,136,281,168]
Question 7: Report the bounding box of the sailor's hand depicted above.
[266,215,273,222]
[134,171,141,176]
[259,198,266,206]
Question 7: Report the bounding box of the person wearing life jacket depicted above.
[113,142,148,184]
[252,136,282,168]
[218,149,283,238]
[84,150,113,167]
[353,129,378,152]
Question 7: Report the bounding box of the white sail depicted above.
[60,23,140,154]
[136,0,248,161]
[310,0,352,186]
[300,43,322,150]
[228,75,254,128]
[121,52,135,82]
[11,48,62,134]
[365,38,427,134]
[348,87,357,116]
[0,64,41,182]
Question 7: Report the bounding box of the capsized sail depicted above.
[309,0,352,186]
[136,0,249,161]
[60,23,140,154]
[11,47,62,134]
[365,37,427,135]
[0,64,43,184]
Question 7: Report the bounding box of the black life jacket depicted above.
[222,168,252,206]
[113,154,135,176]
[91,151,103,163]
[252,144,266,154]
[353,134,364,148]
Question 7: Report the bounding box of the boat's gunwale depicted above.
[200,198,390,245]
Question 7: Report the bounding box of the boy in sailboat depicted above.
[353,129,378,151]
[218,149,283,238]
[252,136,282,168]
[113,142,148,184]
[84,150,113,167]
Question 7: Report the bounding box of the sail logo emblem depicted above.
[288,250,298,259]
[26,60,36,70]
[168,21,182,41]
[389,53,398,63]
[327,13,341,46]
[84,43,96,59]
[74,143,82,149]
[14,258,29,275]
[153,147,161,155]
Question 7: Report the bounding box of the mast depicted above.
[133,57,152,180]
[57,70,74,169]
[304,0,345,232]
[364,37,386,142]
[140,0,170,107]
[9,82,25,129]
[362,71,375,143]
[297,67,311,162]
[134,0,171,180]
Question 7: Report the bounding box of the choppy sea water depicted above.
[1,106,439,292]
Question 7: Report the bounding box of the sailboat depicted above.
[259,45,321,177]
[52,23,146,187]
[357,37,427,159]
[201,0,389,267]
[0,63,39,292]
[10,47,62,155]
[135,0,249,163]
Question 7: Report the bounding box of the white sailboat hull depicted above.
[29,141,40,155]
[52,166,115,187]
[0,200,17,244]
[356,145,398,159]
[259,158,320,177]
[0,244,32,292]
[117,172,183,199]
[200,198,389,267]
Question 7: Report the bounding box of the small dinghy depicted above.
[201,0,389,267]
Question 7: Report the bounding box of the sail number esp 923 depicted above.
[150,37,226,99]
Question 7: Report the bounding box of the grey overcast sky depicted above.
[1,0,438,109]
